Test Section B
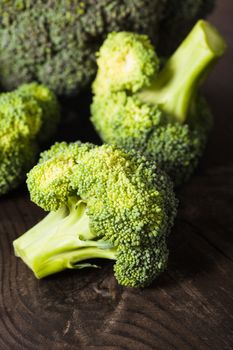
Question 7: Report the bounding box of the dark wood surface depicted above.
[0,1,233,349]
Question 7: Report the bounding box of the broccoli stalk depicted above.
[14,197,116,279]
[0,83,60,196]
[138,20,226,123]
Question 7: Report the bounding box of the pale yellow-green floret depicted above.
[0,83,60,195]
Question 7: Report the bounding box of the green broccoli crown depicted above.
[0,83,60,196]
[0,0,215,95]
[13,142,178,288]
[91,21,226,186]
[27,141,94,211]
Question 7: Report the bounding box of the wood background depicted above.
[0,1,233,349]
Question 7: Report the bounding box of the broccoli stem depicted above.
[138,20,226,123]
[13,198,117,278]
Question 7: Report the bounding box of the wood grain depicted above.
[0,1,233,349]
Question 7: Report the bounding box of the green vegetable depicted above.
[91,20,226,186]
[0,83,60,195]
[0,0,215,95]
[13,142,178,288]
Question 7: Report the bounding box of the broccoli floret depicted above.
[0,0,215,95]
[93,32,159,94]
[0,83,60,196]
[13,142,178,288]
[91,21,226,186]
[0,137,38,196]
[17,83,60,143]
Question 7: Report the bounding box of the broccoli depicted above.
[13,142,178,288]
[91,21,226,186]
[0,83,60,196]
[0,0,215,96]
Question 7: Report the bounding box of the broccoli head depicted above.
[91,21,226,186]
[13,142,178,288]
[0,0,215,95]
[0,83,60,196]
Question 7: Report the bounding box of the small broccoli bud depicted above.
[27,142,94,211]
[17,83,60,142]
[91,91,162,150]
[114,237,168,288]
[93,32,159,95]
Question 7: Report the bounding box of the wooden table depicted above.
[0,1,232,349]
